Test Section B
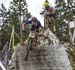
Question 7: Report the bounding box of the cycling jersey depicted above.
[26,18,43,32]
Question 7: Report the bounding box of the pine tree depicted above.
[0,3,7,25]
[7,0,29,45]
[0,0,29,50]
[55,0,75,42]
[9,0,28,25]
[0,3,8,50]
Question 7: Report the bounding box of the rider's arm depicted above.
[38,20,43,28]
[26,19,32,24]
[38,20,45,33]
[24,19,32,31]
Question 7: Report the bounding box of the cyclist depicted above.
[40,0,56,32]
[24,17,43,47]
[41,0,55,18]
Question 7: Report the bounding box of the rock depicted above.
[11,44,72,70]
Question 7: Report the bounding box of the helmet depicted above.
[32,17,37,22]
[43,0,49,7]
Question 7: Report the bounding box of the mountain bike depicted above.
[25,31,35,60]
[40,11,55,33]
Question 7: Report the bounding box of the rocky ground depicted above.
[8,44,72,70]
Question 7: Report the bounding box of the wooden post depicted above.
[72,18,75,45]
[74,18,75,44]
[52,17,56,33]
[9,26,13,50]
[12,26,14,49]
[67,20,73,47]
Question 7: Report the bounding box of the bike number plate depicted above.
[29,32,35,38]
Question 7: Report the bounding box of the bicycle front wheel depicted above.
[25,37,34,60]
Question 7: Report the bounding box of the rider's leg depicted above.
[35,27,41,47]
[50,16,56,33]
[35,32,38,47]
[48,14,56,33]
[44,16,49,23]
